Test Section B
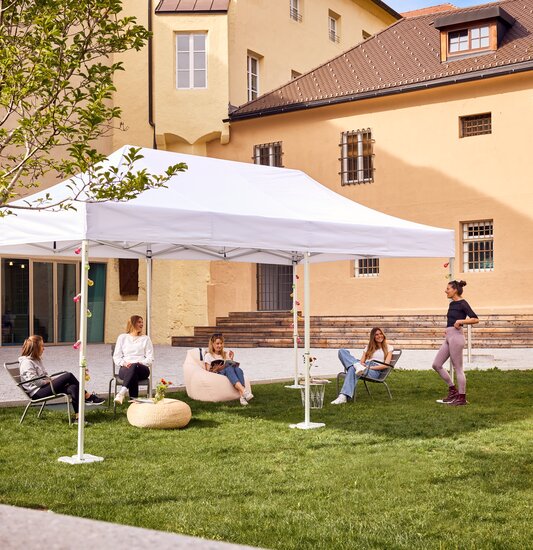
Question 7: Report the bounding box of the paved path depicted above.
[1,344,531,405]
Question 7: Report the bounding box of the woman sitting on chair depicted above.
[113,315,154,405]
[331,327,393,405]
[204,334,253,406]
[19,335,105,424]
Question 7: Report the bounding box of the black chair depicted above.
[4,361,73,424]
[108,344,151,415]
[336,349,402,400]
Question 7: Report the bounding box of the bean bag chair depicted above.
[183,348,252,402]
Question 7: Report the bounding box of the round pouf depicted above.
[127,398,192,429]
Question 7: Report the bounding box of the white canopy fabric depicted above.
[0,145,454,261]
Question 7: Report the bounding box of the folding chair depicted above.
[336,349,402,400]
[108,344,152,415]
[4,361,73,424]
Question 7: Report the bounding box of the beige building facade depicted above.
[1,0,399,346]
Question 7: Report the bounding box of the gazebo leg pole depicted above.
[146,245,153,396]
[285,260,300,389]
[448,257,455,384]
[59,240,103,464]
[290,252,325,430]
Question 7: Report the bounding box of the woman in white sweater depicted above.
[113,315,154,405]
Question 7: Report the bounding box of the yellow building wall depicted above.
[207,72,533,317]
[228,0,397,107]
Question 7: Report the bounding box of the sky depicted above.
[385,0,498,12]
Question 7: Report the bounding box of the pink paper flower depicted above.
[73,294,81,303]
[74,247,82,255]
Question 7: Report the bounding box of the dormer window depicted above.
[435,6,515,62]
[449,25,490,54]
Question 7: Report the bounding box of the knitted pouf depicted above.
[127,398,192,429]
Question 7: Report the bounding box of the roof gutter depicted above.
[226,60,533,122]
[371,0,401,20]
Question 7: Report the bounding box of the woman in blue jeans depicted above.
[204,334,253,406]
[331,327,393,405]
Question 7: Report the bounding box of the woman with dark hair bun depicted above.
[432,280,478,406]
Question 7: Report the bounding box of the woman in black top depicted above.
[432,280,478,406]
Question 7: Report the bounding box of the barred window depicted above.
[290,0,302,22]
[253,142,283,167]
[460,113,491,138]
[462,220,494,272]
[355,258,379,278]
[340,129,374,185]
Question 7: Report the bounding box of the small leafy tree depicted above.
[0,0,185,216]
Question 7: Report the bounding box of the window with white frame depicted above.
[253,142,283,167]
[247,55,259,101]
[329,11,340,43]
[355,258,379,277]
[340,129,374,185]
[290,0,302,22]
[176,33,207,89]
[462,220,494,272]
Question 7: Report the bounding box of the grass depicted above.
[0,369,532,549]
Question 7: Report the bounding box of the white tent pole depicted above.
[292,262,299,386]
[76,239,89,459]
[146,245,153,396]
[58,240,103,464]
[448,257,455,383]
[303,253,311,425]
[290,252,325,430]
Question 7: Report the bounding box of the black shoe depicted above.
[85,392,105,406]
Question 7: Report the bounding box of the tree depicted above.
[0,0,185,216]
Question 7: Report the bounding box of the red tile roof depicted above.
[230,0,533,120]
[155,0,230,13]
[402,3,457,18]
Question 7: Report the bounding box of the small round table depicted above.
[127,397,192,429]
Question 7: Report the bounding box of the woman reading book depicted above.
[331,327,393,405]
[204,333,253,406]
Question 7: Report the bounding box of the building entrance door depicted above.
[257,264,293,311]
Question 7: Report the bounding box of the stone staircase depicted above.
[171,312,533,349]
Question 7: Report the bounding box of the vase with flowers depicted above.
[153,378,172,403]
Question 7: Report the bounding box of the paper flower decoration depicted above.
[73,294,81,303]
[295,300,301,306]
[295,274,300,280]
[86,309,92,318]
[74,247,81,255]
[73,340,81,350]
[87,279,94,287]
[443,262,449,268]
[85,264,90,271]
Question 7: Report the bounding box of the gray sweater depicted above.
[18,356,49,397]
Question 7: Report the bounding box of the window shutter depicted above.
[119,259,139,296]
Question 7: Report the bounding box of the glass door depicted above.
[87,263,106,343]
[33,262,54,343]
[1,258,30,345]
[57,263,77,343]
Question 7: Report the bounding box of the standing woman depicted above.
[432,280,478,406]
[113,315,154,405]
[331,327,393,405]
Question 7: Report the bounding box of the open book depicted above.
[210,359,240,371]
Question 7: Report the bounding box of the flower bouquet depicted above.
[153,378,172,403]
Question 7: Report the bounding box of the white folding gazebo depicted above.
[0,146,455,462]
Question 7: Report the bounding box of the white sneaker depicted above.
[114,392,125,405]
[331,394,348,405]
[239,396,249,406]
[243,390,254,401]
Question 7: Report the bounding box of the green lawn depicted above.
[0,370,532,549]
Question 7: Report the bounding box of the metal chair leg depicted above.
[37,402,46,418]
[66,397,72,425]
[363,380,372,398]
[20,402,32,424]
[384,382,392,400]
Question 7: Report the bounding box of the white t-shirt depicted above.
[113,333,154,367]
[364,346,393,363]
